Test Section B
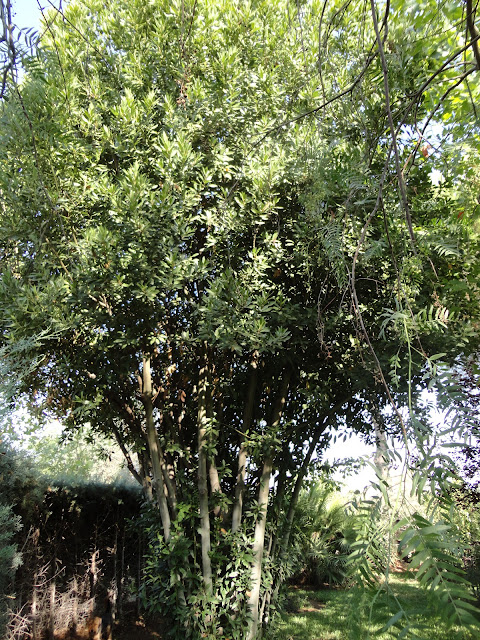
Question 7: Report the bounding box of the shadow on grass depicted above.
[272,573,478,640]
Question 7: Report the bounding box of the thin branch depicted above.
[317,0,329,103]
[349,144,410,449]
[465,76,478,119]
[406,69,476,173]
[44,0,110,65]
[409,33,480,111]
[371,0,416,250]
[296,0,308,73]
[226,49,377,202]
[0,0,16,99]
[184,0,198,48]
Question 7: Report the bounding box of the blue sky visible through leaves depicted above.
[12,0,43,31]
[13,0,68,33]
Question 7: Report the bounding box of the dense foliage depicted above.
[0,0,479,637]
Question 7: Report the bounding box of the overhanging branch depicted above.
[466,0,480,69]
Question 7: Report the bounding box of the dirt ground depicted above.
[114,611,168,640]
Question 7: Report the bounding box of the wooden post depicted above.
[48,581,56,640]
[90,547,98,602]
[118,527,126,618]
[72,576,78,631]
[136,533,142,617]
[31,571,38,640]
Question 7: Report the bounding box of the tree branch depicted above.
[371,0,416,250]
[110,423,143,486]
[466,0,480,69]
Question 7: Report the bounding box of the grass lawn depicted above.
[272,572,479,640]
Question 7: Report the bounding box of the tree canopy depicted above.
[0,0,479,637]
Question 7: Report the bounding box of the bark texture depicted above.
[246,370,290,640]
[197,350,213,591]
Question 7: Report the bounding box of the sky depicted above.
[12,0,51,31]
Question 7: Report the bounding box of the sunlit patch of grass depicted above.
[272,573,479,640]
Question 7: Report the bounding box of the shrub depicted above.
[0,502,22,635]
[290,481,353,588]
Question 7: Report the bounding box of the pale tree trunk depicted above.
[259,463,287,620]
[231,444,248,532]
[232,352,258,533]
[142,357,171,541]
[266,464,287,562]
[247,455,273,640]
[198,347,213,592]
[207,376,224,518]
[158,443,178,518]
[266,415,333,616]
[209,459,223,518]
[246,370,290,640]
[48,581,55,640]
[143,357,187,609]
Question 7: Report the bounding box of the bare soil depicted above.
[299,599,326,613]
[114,612,168,640]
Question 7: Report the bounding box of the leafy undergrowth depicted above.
[272,573,479,640]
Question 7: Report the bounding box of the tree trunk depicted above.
[198,348,213,592]
[246,370,290,640]
[232,353,258,533]
[138,451,154,502]
[111,423,143,486]
[207,371,223,519]
[280,430,325,554]
[48,581,55,640]
[159,444,178,518]
[118,526,125,618]
[209,459,223,518]
[247,455,273,640]
[143,357,171,541]
[266,409,338,618]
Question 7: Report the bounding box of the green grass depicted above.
[272,573,479,640]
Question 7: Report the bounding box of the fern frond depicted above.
[315,218,348,290]
[398,512,480,627]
